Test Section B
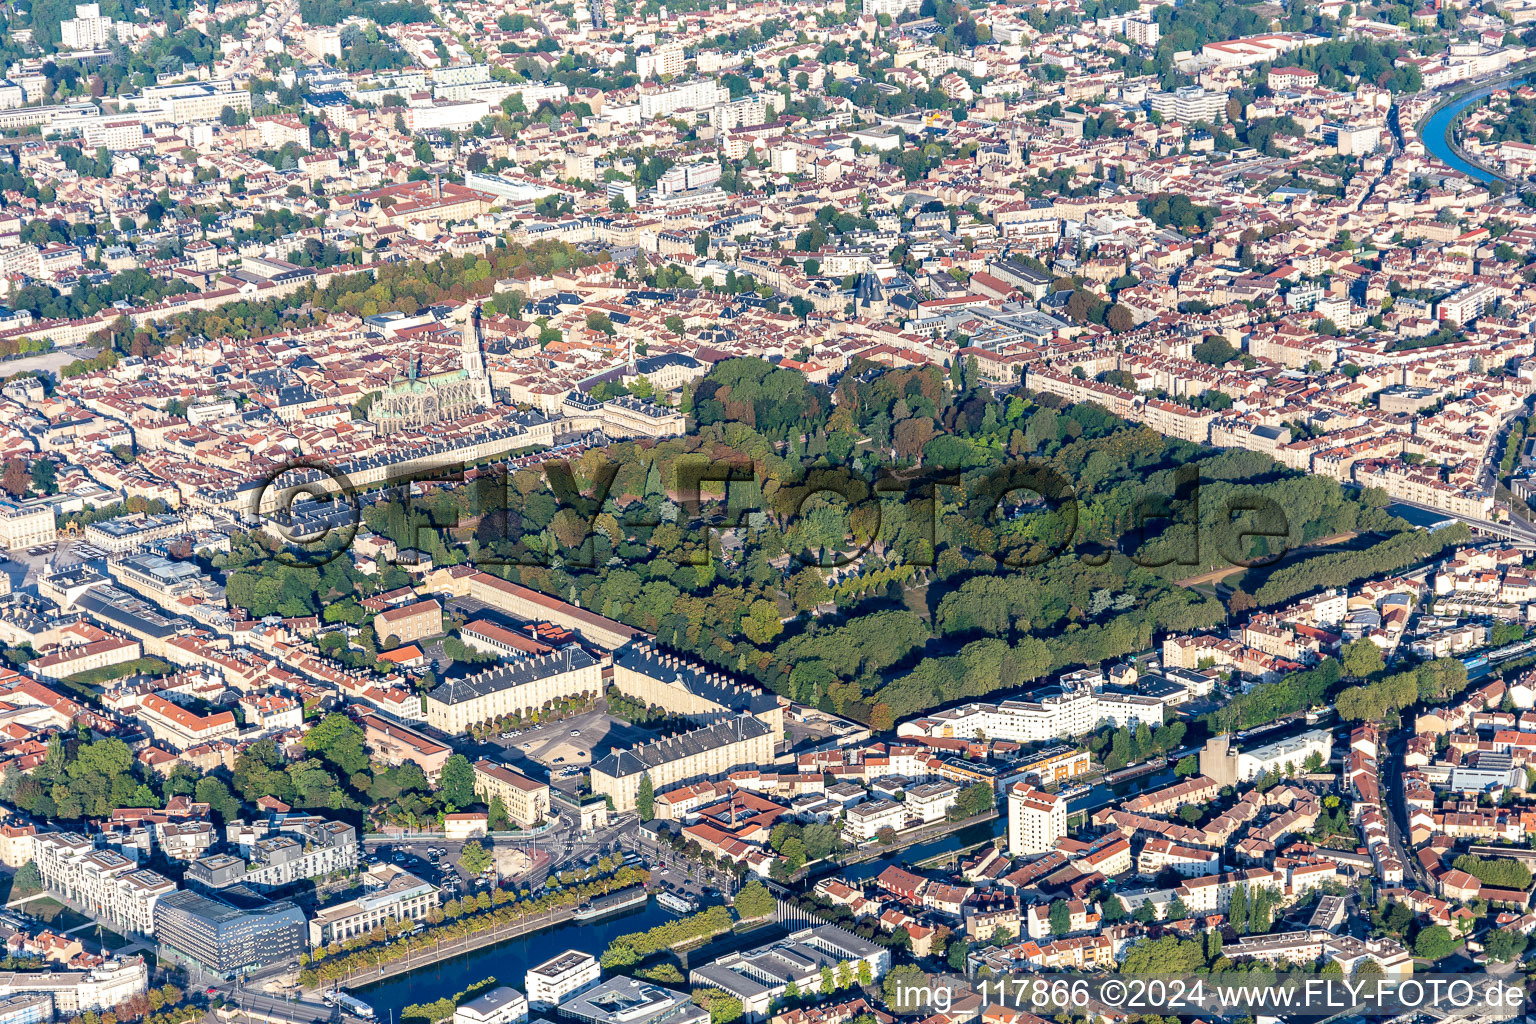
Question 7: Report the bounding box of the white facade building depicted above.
[59,4,114,49]
[1008,783,1066,856]
[1235,731,1333,782]
[1148,86,1226,123]
[842,798,907,843]
[455,987,529,1024]
[637,80,726,120]
[636,42,685,78]
[898,684,1163,745]
[862,0,923,17]
[903,781,960,823]
[0,957,148,1014]
[526,950,600,1011]
[1126,17,1161,46]
[33,833,174,936]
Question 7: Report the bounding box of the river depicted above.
[353,897,677,1019]
[1420,80,1531,183]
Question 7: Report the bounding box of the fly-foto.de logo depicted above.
[250,455,1292,572]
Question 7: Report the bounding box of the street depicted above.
[367,812,639,893]
[1384,728,1433,890]
[620,827,739,899]
[215,989,333,1024]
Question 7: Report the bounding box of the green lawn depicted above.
[27,898,91,931]
[63,656,174,688]
[92,928,131,950]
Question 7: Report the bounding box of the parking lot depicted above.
[0,545,54,591]
[487,708,653,775]
[369,812,637,894]
[365,841,494,898]
[0,538,108,593]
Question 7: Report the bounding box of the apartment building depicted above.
[636,79,726,120]
[33,833,175,936]
[526,950,600,1011]
[157,821,216,862]
[187,816,357,893]
[0,993,50,1024]
[842,798,906,843]
[1148,85,1227,122]
[1024,900,1095,940]
[1013,746,1093,786]
[903,781,961,823]
[1126,16,1160,46]
[590,715,776,813]
[0,824,36,869]
[1137,837,1221,877]
[1354,460,1496,519]
[353,707,452,780]
[1175,867,1286,914]
[1123,775,1222,816]
[472,760,551,828]
[238,694,303,732]
[1007,783,1065,856]
[636,41,684,78]
[862,0,922,17]
[135,694,237,751]
[898,684,1163,744]
[59,2,116,48]
[374,599,443,647]
[425,648,602,734]
[1436,282,1496,325]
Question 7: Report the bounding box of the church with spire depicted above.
[368,303,494,434]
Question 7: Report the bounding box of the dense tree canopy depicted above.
[310,354,1426,729]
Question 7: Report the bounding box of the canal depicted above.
[835,817,1007,883]
[830,755,1202,884]
[354,896,676,1019]
[1420,81,1530,183]
[354,718,1345,1016]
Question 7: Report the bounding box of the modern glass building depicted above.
[154,890,307,977]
